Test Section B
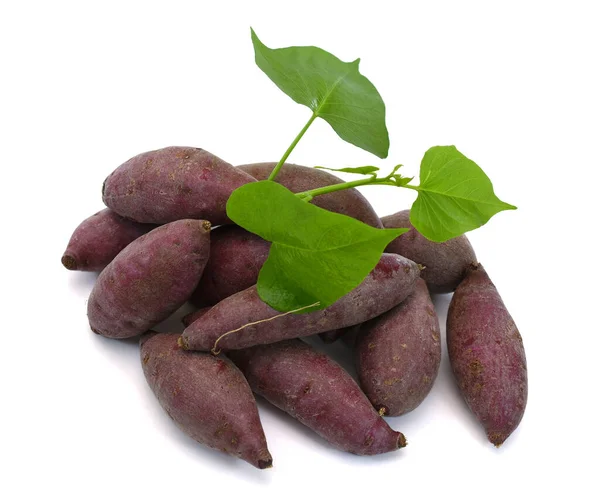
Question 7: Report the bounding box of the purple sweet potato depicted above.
[229,339,406,455]
[61,208,155,271]
[382,210,477,293]
[181,253,419,352]
[141,333,272,469]
[88,219,210,339]
[103,146,255,225]
[318,328,348,344]
[181,307,211,328]
[190,226,271,306]
[238,162,382,228]
[447,264,527,446]
[355,278,441,416]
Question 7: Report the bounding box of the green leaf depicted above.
[227,181,406,312]
[251,29,389,158]
[410,146,516,242]
[315,165,379,175]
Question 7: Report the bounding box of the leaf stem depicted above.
[296,176,399,199]
[268,113,317,181]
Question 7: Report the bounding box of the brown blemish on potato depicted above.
[303,382,312,394]
[142,354,150,365]
[384,377,401,386]
[469,359,484,376]
[201,220,212,232]
[392,355,401,362]
[364,435,374,447]
[368,342,376,350]
[401,343,407,349]
[214,421,229,437]
[432,331,440,342]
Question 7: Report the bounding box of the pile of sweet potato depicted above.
[63,146,528,469]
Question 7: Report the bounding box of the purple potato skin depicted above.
[181,253,419,352]
[447,264,527,447]
[181,307,211,328]
[238,163,382,228]
[61,208,155,271]
[190,226,271,306]
[88,220,210,339]
[103,146,255,225]
[382,210,477,293]
[355,278,441,416]
[140,333,272,469]
[229,339,406,455]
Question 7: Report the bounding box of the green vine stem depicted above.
[268,113,317,181]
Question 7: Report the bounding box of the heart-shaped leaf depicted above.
[227,181,406,312]
[410,146,516,242]
[251,29,389,159]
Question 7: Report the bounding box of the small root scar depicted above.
[142,354,150,365]
[177,336,189,350]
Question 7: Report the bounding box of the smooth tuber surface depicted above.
[190,226,271,306]
[88,219,210,338]
[62,208,154,271]
[229,339,406,455]
[446,264,527,446]
[382,210,477,293]
[103,146,255,225]
[181,253,419,351]
[141,333,272,469]
[355,278,441,416]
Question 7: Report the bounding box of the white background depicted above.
[1,1,598,497]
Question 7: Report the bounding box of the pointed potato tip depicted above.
[61,254,77,270]
[177,335,189,350]
[397,432,407,448]
[257,458,273,470]
[377,405,388,417]
[488,431,508,447]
